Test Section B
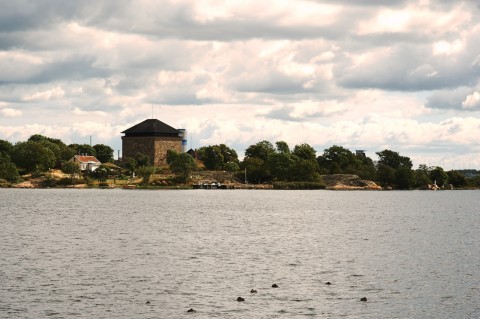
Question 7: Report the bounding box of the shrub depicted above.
[57,177,84,186]
[40,174,57,188]
[273,181,326,190]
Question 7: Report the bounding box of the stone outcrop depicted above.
[321,174,382,190]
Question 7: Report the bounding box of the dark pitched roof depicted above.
[121,119,180,137]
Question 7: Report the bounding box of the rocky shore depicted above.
[321,174,382,190]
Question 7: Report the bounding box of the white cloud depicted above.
[462,91,480,109]
[0,108,22,117]
[23,86,65,101]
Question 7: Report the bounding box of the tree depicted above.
[197,144,239,171]
[317,145,359,174]
[0,153,20,182]
[414,164,432,188]
[242,141,275,183]
[0,139,14,156]
[376,149,412,169]
[244,140,275,161]
[169,152,197,184]
[268,152,294,181]
[447,170,467,188]
[25,134,76,169]
[377,163,396,187]
[241,157,266,184]
[275,141,290,154]
[93,144,114,163]
[395,166,415,189]
[224,161,240,179]
[199,145,224,170]
[69,144,97,157]
[61,161,81,185]
[291,143,320,181]
[429,166,448,187]
[292,143,317,161]
[136,166,156,185]
[11,141,56,173]
[291,155,321,182]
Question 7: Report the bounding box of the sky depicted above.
[1,0,480,169]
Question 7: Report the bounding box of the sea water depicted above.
[1,189,479,318]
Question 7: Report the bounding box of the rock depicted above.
[272,283,278,288]
[321,174,382,190]
[360,297,367,302]
[325,282,332,285]
[187,308,196,312]
[237,297,245,302]
[250,289,257,293]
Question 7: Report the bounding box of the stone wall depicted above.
[122,136,182,166]
[153,137,182,166]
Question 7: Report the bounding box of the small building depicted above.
[72,155,101,172]
[121,119,185,166]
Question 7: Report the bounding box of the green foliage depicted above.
[168,151,197,183]
[136,166,156,185]
[245,140,275,161]
[376,163,396,187]
[414,164,432,188]
[11,141,56,173]
[122,153,150,175]
[429,166,448,187]
[317,145,360,174]
[197,144,239,170]
[273,181,326,190]
[40,174,57,188]
[292,143,317,161]
[0,153,20,182]
[61,161,81,185]
[268,152,294,181]
[90,166,109,182]
[57,177,85,186]
[242,156,270,183]
[395,166,415,189]
[447,170,467,188]
[244,141,319,183]
[62,161,81,176]
[69,144,97,157]
[93,144,114,163]
[290,156,320,182]
[376,149,413,169]
[275,141,290,154]
[0,139,14,156]
[134,152,150,167]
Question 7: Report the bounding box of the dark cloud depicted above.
[0,55,110,85]
[425,88,472,110]
[336,42,480,91]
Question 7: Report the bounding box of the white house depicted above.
[71,155,101,172]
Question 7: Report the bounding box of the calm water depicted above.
[0,189,479,319]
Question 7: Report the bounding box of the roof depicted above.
[73,155,101,163]
[121,119,180,137]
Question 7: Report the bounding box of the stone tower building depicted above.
[121,119,185,166]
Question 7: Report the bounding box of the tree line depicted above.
[1,134,479,189]
[193,141,479,189]
[0,134,114,183]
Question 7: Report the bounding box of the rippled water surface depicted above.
[1,189,479,318]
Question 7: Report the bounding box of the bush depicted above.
[273,181,326,190]
[40,174,57,187]
[57,177,85,186]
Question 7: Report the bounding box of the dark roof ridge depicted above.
[121,119,180,134]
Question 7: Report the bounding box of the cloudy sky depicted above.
[1,0,480,168]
